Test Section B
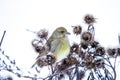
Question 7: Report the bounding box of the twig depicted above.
[75,64,81,80]
[0,31,6,47]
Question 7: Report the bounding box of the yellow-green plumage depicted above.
[48,27,70,62]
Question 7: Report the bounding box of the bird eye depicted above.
[60,30,64,33]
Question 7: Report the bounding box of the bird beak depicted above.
[65,32,70,35]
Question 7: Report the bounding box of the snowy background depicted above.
[0,0,120,80]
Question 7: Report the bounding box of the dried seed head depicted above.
[73,26,82,35]
[58,57,78,71]
[36,58,48,67]
[81,32,93,42]
[85,53,92,61]
[85,61,95,69]
[57,58,70,71]
[70,43,80,54]
[84,14,96,24]
[37,29,48,39]
[96,46,105,56]
[81,41,89,49]
[36,46,46,53]
[117,48,120,55]
[107,48,116,56]
[69,57,79,65]
[94,59,104,68]
[32,39,42,47]
[31,39,46,53]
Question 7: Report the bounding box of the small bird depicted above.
[32,27,70,67]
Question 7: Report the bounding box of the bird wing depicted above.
[50,39,62,53]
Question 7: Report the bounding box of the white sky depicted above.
[0,0,120,80]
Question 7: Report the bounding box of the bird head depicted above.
[52,27,70,39]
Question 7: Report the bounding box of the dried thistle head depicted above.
[94,59,104,68]
[68,57,79,65]
[36,46,46,53]
[73,26,82,35]
[36,58,48,67]
[32,39,46,53]
[70,43,80,54]
[57,58,70,71]
[96,46,105,56]
[81,32,93,42]
[85,61,95,69]
[81,41,89,49]
[107,48,116,56]
[84,53,92,61]
[32,39,41,47]
[84,14,96,24]
[117,48,120,55]
[37,29,48,39]
[57,57,78,71]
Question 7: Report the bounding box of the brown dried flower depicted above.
[94,59,104,68]
[107,48,116,56]
[96,46,105,56]
[85,53,92,61]
[85,61,95,69]
[81,32,93,42]
[36,46,46,53]
[58,57,78,71]
[117,48,120,55]
[84,14,96,24]
[81,41,89,49]
[31,39,46,53]
[36,58,48,67]
[37,29,48,39]
[70,43,80,54]
[73,26,82,35]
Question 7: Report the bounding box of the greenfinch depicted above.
[48,27,70,62]
[32,27,70,67]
